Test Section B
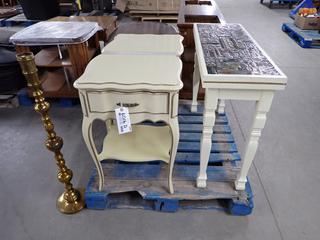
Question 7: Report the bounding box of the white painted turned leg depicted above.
[217,99,226,114]
[191,54,200,113]
[82,117,104,191]
[235,91,274,190]
[197,89,219,188]
[168,117,179,194]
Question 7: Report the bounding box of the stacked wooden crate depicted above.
[0,0,18,7]
[116,0,180,22]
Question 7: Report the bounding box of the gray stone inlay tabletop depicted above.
[197,24,280,76]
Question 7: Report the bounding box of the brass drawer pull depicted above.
[116,103,140,108]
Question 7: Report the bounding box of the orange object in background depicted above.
[298,8,318,17]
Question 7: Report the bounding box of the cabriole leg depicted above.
[82,118,105,191]
[168,117,179,194]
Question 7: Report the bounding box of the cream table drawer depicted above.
[87,91,169,114]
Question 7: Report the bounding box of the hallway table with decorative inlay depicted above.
[74,54,183,194]
[191,23,287,190]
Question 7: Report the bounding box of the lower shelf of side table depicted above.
[27,68,79,98]
[98,124,172,163]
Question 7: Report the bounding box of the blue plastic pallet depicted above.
[17,88,80,107]
[85,164,253,215]
[4,13,37,27]
[85,103,253,215]
[282,23,320,48]
[0,18,6,27]
[260,0,298,9]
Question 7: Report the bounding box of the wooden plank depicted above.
[0,7,18,18]
[129,10,179,15]
[92,163,239,186]
[35,46,96,68]
[175,152,241,163]
[140,15,178,22]
[178,142,237,153]
[35,47,72,67]
[178,103,204,115]
[180,123,231,133]
[40,69,66,92]
[178,114,227,124]
[180,132,234,142]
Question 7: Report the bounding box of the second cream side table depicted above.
[74,54,183,194]
[102,34,184,56]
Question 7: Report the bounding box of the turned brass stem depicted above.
[17,52,85,214]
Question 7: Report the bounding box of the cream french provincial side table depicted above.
[192,23,287,190]
[101,34,184,56]
[74,54,183,194]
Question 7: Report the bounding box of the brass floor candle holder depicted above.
[17,52,85,214]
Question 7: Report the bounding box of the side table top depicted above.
[102,34,184,56]
[48,16,117,29]
[178,0,226,24]
[74,54,183,91]
[10,21,101,45]
[194,23,287,86]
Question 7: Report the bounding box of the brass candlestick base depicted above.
[17,52,85,214]
[57,189,85,214]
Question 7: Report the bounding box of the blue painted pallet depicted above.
[260,0,298,9]
[0,18,6,27]
[177,107,240,164]
[4,13,37,27]
[17,88,80,107]
[85,164,253,215]
[85,103,253,215]
[176,104,240,164]
[282,23,320,48]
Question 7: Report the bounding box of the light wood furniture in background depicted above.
[192,23,287,190]
[12,22,101,98]
[177,0,225,100]
[74,54,183,194]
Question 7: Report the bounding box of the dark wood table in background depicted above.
[177,0,225,99]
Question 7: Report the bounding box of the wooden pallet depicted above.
[129,10,179,15]
[129,10,178,22]
[282,23,320,48]
[0,7,18,18]
[85,103,253,215]
[4,13,37,27]
[0,0,18,7]
[131,14,178,22]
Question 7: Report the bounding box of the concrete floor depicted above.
[1,0,320,239]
